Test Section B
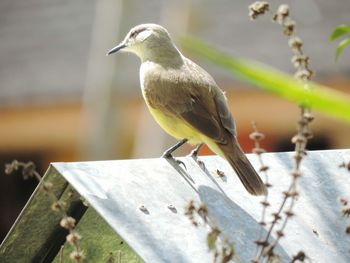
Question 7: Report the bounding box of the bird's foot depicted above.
[162,138,188,170]
[188,148,200,159]
[194,157,206,170]
[162,152,187,170]
[188,143,206,170]
[187,143,203,158]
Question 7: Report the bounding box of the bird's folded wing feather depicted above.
[143,61,236,144]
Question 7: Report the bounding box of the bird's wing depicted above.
[143,61,236,144]
[213,90,236,136]
[178,85,236,144]
[180,92,226,143]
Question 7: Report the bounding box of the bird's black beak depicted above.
[106,43,126,56]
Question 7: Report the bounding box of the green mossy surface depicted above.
[0,166,72,263]
[0,164,142,263]
[52,207,143,263]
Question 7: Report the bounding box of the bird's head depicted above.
[107,24,180,62]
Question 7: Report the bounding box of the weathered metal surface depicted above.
[52,150,350,263]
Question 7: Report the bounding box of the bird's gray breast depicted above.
[140,62,195,115]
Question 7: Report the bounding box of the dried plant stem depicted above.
[249,2,314,262]
[254,107,312,262]
[5,160,85,262]
[338,163,350,253]
[250,122,271,256]
[185,201,235,263]
[59,245,65,263]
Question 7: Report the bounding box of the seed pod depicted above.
[60,216,76,229]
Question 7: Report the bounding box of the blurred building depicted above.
[0,0,349,241]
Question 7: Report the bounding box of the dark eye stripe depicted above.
[130,27,147,38]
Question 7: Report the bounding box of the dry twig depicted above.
[5,160,85,262]
[249,2,314,262]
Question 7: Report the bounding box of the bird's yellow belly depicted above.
[147,106,204,145]
[146,104,226,158]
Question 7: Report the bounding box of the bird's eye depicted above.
[130,31,138,38]
[130,28,146,38]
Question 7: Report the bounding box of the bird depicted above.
[107,24,267,196]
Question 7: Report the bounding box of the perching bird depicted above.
[107,24,267,195]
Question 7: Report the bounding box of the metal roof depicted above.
[54,150,350,262]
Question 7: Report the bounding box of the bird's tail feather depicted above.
[218,138,267,196]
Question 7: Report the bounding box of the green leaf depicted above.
[335,37,350,61]
[329,25,350,41]
[180,36,350,124]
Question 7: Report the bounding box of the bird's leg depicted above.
[162,138,188,157]
[189,143,206,170]
[162,138,188,169]
[188,143,204,159]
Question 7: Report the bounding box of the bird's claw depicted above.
[195,159,206,170]
[162,153,187,170]
[176,159,187,170]
[189,153,206,170]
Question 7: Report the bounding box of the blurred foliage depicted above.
[180,36,350,124]
[329,24,350,61]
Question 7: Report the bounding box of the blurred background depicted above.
[0,0,349,242]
